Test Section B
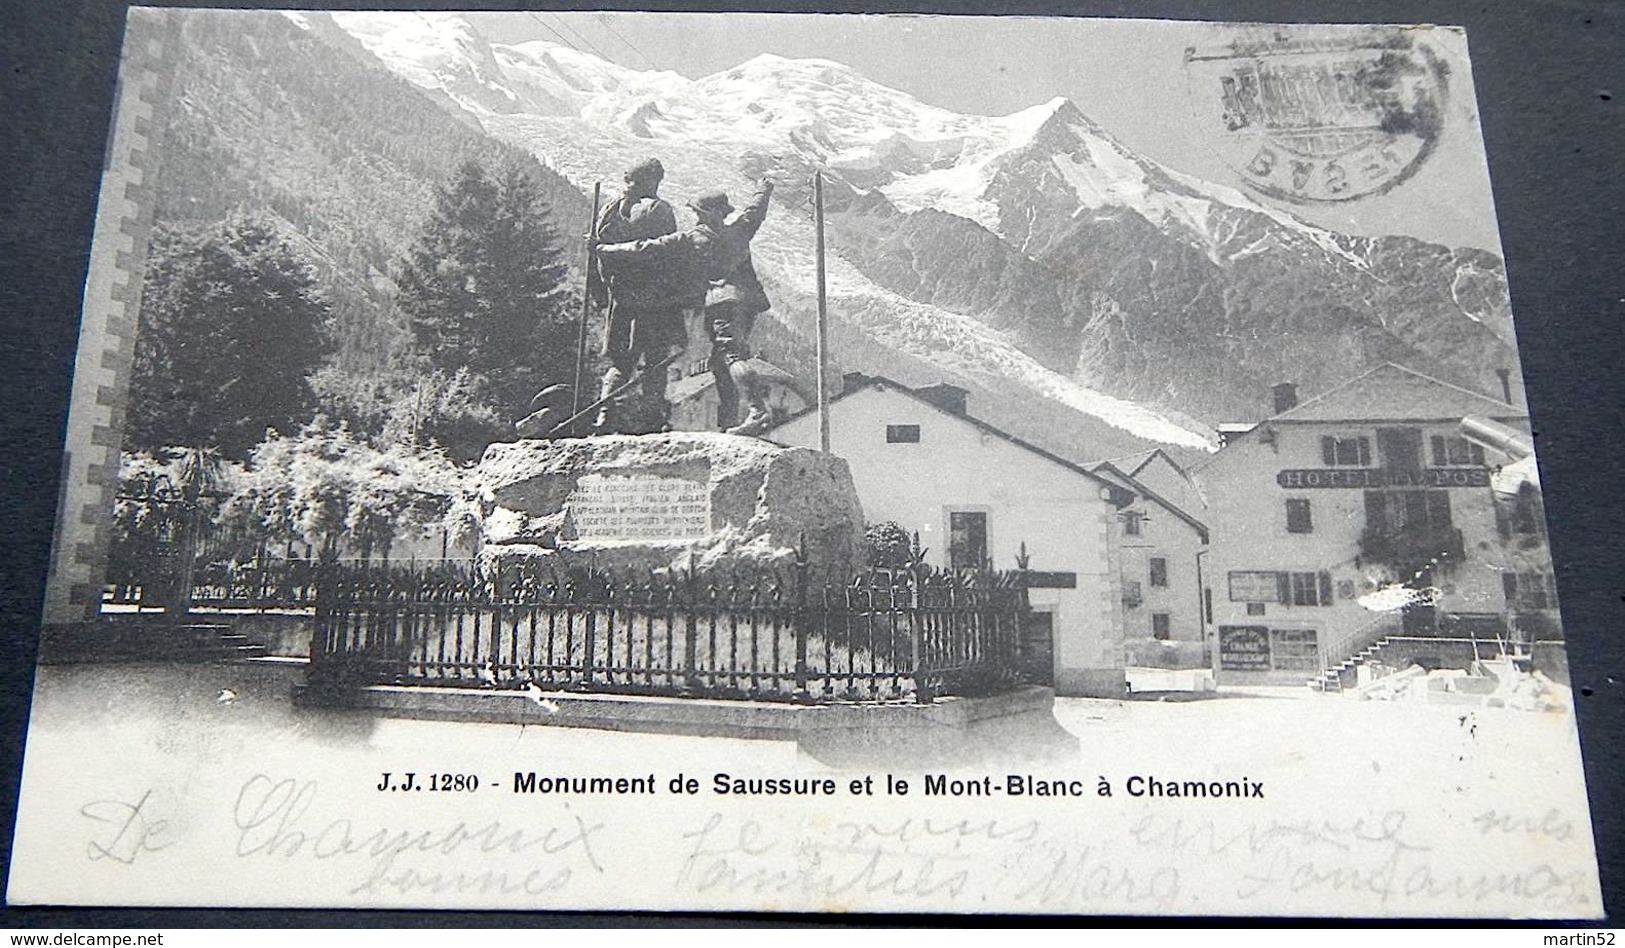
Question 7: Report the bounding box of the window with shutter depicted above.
[1285,497,1313,533]
[1508,571,1557,609]
[1432,435,1487,466]
[1149,557,1168,587]
[1364,490,1387,529]
[1426,490,1453,528]
[1377,427,1423,470]
[1324,436,1371,466]
[1285,571,1331,606]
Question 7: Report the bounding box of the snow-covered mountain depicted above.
[309,11,1520,456]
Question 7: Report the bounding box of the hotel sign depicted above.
[1275,468,1490,489]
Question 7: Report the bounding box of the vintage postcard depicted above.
[6,8,1602,916]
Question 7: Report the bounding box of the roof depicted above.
[1089,460,1210,543]
[1099,449,1158,478]
[767,375,1135,507]
[1265,363,1525,424]
[1096,446,1193,481]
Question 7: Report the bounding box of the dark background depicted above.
[3,0,1621,928]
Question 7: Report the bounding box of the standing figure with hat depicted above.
[590,157,686,434]
[597,178,777,437]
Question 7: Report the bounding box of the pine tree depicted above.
[127,217,334,459]
[396,159,576,427]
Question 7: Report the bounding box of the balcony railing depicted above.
[1357,525,1465,578]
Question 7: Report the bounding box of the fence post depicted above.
[1014,541,1032,679]
[583,568,599,686]
[310,555,332,681]
[683,562,700,691]
[793,536,810,701]
[910,564,932,705]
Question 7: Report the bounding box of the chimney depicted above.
[1272,381,1298,415]
[913,383,969,416]
[1495,368,1513,404]
[841,371,869,394]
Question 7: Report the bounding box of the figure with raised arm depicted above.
[597,178,776,437]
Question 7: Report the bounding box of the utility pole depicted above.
[813,170,831,453]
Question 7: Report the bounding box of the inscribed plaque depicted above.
[567,473,710,541]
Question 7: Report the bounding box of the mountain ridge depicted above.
[249,11,1521,460]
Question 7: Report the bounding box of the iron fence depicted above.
[310,558,1032,704]
[189,558,320,610]
[107,556,321,611]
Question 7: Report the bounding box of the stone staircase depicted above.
[44,614,272,663]
[169,621,269,661]
[1310,632,1522,693]
[1310,637,1393,692]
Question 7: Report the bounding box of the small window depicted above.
[1321,435,1371,467]
[1430,435,1486,467]
[1152,613,1172,640]
[1285,498,1313,534]
[1246,602,1267,616]
[1504,571,1558,610]
[1149,557,1168,588]
[1122,580,1143,609]
[1287,571,1334,607]
[1122,510,1143,536]
[886,424,921,443]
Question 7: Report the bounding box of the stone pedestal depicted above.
[475,432,866,582]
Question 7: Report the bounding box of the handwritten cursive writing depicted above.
[81,790,173,864]
[676,812,977,901]
[232,774,603,897]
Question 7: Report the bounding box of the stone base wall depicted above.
[297,683,1076,766]
[1055,667,1128,699]
[477,432,865,583]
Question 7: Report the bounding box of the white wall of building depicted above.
[773,383,1126,696]
[1113,492,1207,666]
[1197,417,1527,684]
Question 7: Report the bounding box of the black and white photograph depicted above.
[3,7,1608,917]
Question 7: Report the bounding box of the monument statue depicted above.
[590,158,688,435]
[597,178,777,437]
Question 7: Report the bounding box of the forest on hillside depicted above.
[119,11,604,568]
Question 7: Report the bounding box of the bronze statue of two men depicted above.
[591,158,776,438]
